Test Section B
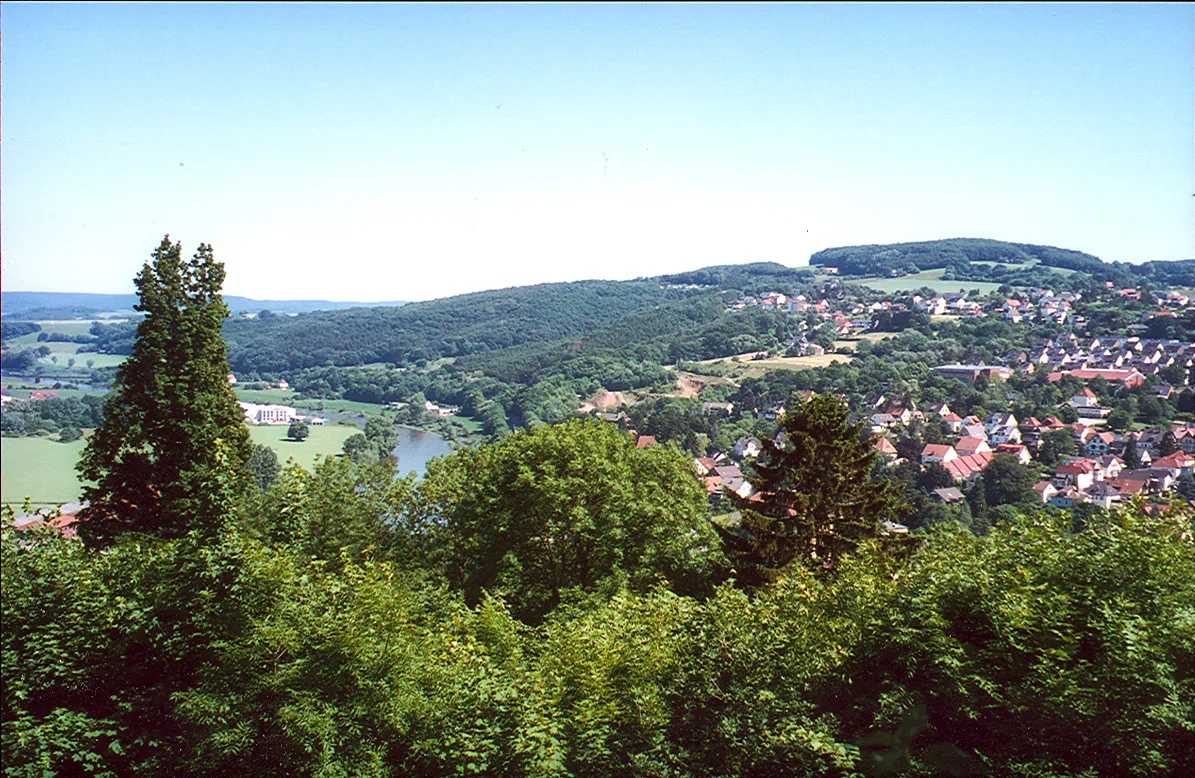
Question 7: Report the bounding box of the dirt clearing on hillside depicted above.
[578,389,629,413]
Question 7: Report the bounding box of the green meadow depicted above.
[0,425,360,509]
[5,320,129,372]
[1,437,89,507]
[247,424,360,470]
[853,269,1005,295]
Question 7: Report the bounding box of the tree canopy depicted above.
[721,394,908,587]
[76,237,252,545]
[415,418,719,622]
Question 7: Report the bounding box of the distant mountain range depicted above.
[0,292,408,319]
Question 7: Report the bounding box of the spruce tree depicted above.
[77,237,252,545]
[720,394,907,586]
[1122,438,1141,470]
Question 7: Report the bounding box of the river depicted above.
[390,425,455,477]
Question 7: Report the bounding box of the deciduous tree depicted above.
[417,418,718,622]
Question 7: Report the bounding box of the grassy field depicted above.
[693,351,853,380]
[1,437,90,507]
[248,424,359,470]
[294,398,392,416]
[6,321,128,371]
[233,389,391,418]
[0,424,362,508]
[852,269,1005,295]
[832,332,897,352]
[235,388,299,404]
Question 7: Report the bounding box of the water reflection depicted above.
[390,426,454,477]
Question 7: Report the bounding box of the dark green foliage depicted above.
[247,444,281,491]
[810,238,1105,277]
[83,320,139,355]
[0,321,41,341]
[223,278,685,374]
[287,420,310,442]
[7,502,1191,777]
[76,237,253,546]
[0,395,105,437]
[414,418,719,622]
[1122,438,1142,469]
[1037,428,1077,468]
[722,394,908,586]
[343,416,399,460]
[0,349,36,371]
[981,453,1038,508]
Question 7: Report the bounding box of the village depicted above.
[730,282,1189,327]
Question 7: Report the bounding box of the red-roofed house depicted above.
[1053,460,1097,490]
[920,444,958,465]
[955,437,991,458]
[995,444,1032,465]
[943,450,993,483]
[1070,388,1099,408]
[1152,451,1195,477]
[1032,480,1059,503]
[1048,369,1146,388]
[636,435,658,448]
[874,437,899,459]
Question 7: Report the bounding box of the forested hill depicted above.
[809,237,1194,286]
[222,278,712,374]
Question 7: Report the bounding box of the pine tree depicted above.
[720,394,908,586]
[77,237,252,545]
[1122,438,1141,470]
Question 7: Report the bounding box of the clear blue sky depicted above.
[2,3,1191,302]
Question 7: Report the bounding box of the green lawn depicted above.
[1,437,90,507]
[294,398,391,417]
[0,425,360,508]
[235,388,299,404]
[855,270,1004,295]
[234,390,389,418]
[248,424,359,470]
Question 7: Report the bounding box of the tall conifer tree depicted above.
[77,237,252,545]
[720,394,907,587]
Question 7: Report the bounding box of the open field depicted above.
[235,389,389,418]
[852,270,1004,295]
[832,332,898,351]
[248,424,359,470]
[6,322,128,370]
[0,422,434,508]
[693,351,853,380]
[1,437,89,506]
[295,398,392,416]
[235,388,299,404]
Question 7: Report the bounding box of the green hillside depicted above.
[809,237,1194,287]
